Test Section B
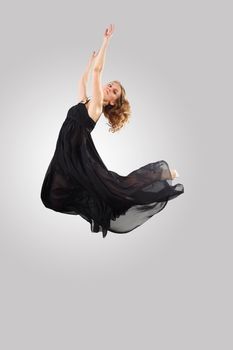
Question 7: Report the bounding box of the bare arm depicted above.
[78,77,88,102]
[78,24,115,103]
[93,24,115,72]
[93,37,110,72]
[78,51,98,102]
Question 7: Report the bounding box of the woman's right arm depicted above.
[78,51,97,102]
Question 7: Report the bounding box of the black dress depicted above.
[40,98,184,238]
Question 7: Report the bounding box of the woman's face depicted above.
[103,81,121,106]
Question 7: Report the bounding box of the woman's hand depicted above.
[103,23,115,40]
[84,50,99,75]
[81,50,99,82]
[88,50,99,68]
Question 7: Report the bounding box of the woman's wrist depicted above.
[102,37,110,45]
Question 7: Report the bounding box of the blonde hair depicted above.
[103,80,131,133]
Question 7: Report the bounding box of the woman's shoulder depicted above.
[85,97,103,124]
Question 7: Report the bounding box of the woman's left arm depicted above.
[93,24,115,72]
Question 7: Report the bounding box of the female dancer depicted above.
[40,24,184,238]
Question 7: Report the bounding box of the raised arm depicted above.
[78,51,98,102]
[93,24,115,72]
[87,24,115,111]
[78,24,115,105]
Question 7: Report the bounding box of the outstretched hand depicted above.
[103,23,115,40]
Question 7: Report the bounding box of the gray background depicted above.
[1,0,232,349]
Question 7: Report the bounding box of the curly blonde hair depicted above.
[103,80,131,133]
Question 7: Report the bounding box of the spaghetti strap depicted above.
[84,97,91,104]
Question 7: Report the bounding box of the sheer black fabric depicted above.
[40,99,184,238]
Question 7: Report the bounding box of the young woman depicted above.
[40,24,184,238]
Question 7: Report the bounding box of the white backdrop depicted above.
[0,0,232,349]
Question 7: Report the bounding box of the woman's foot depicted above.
[161,168,180,180]
[171,169,179,179]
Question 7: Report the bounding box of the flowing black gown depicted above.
[40,98,184,238]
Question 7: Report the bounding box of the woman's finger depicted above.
[110,24,115,34]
